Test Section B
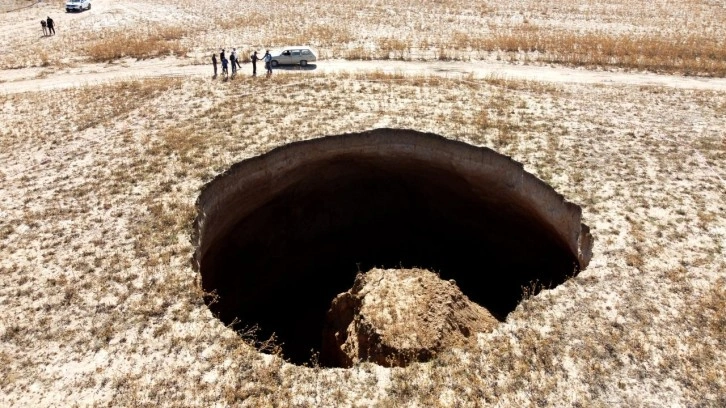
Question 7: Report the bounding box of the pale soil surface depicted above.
[4,57,726,95]
[1,0,725,407]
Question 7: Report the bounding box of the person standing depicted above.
[250,51,260,76]
[230,49,237,76]
[212,53,218,77]
[263,50,272,78]
[40,20,48,37]
[221,56,229,78]
[46,16,55,36]
[233,48,242,70]
[219,49,225,65]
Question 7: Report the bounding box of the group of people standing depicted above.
[40,16,55,36]
[212,48,272,79]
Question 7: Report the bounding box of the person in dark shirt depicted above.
[46,16,55,35]
[41,20,47,37]
[212,53,217,77]
[250,51,260,76]
[221,57,228,78]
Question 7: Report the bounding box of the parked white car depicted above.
[270,47,317,67]
[66,0,91,12]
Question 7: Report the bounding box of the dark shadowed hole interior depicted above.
[200,157,579,367]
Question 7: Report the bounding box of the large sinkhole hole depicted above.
[193,129,592,367]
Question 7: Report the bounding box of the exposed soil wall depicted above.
[193,128,593,365]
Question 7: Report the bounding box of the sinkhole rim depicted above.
[191,128,593,367]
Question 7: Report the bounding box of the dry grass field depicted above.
[2,0,726,74]
[1,0,725,406]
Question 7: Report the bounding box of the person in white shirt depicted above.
[230,49,237,75]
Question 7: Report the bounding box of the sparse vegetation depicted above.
[1,0,725,406]
[1,69,723,406]
[85,27,189,62]
[2,0,725,75]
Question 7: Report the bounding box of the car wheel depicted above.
[300,60,307,67]
[271,60,279,68]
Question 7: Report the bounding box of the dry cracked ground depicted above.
[1,0,725,406]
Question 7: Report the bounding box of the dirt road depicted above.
[2,56,726,95]
[2,0,725,94]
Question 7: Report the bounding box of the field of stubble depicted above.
[0,0,724,406]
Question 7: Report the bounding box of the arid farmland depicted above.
[1,0,724,406]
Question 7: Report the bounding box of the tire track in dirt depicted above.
[2,0,41,13]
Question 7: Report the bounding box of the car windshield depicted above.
[69,0,80,3]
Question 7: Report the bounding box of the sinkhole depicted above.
[193,129,593,367]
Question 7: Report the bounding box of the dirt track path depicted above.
[2,0,725,94]
[3,56,726,94]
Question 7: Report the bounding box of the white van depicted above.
[270,47,317,67]
[66,0,91,12]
